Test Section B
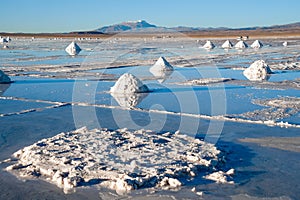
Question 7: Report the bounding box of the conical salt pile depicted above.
[235,41,248,49]
[222,40,233,49]
[251,40,263,49]
[203,41,215,49]
[151,57,173,72]
[243,60,272,81]
[110,73,149,94]
[65,42,81,56]
[0,37,8,43]
[283,41,288,47]
[0,70,11,83]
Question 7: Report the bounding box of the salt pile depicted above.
[202,40,215,49]
[151,56,173,71]
[251,40,263,49]
[65,42,81,56]
[5,127,231,194]
[222,40,233,49]
[110,73,149,94]
[235,41,248,49]
[150,57,173,83]
[0,70,11,83]
[0,37,8,43]
[243,60,272,81]
[283,41,288,46]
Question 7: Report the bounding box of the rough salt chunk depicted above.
[110,73,149,94]
[243,60,272,81]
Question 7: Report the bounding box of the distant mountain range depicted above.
[89,20,300,34]
[96,20,156,33]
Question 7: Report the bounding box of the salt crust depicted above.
[6,127,232,194]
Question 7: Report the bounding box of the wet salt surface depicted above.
[1,37,300,199]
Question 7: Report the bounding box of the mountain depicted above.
[96,20,157,33]
[81,20,300,34]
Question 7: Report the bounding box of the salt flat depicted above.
[0,35,300,199]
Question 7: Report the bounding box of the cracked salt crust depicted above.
[5,127,232,194]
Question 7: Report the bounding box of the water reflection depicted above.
[111,92,148,108]
[149,68,173,83]
[0,83,10,96]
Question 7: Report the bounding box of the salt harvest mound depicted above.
[251,40,263,49]
[235,41,248,49]
[0,70,11,83]
[202,40,215,49]
[222,40,233,49]
[151,56,173,71]
[243,60,272,81]
[110,73,149,94]
[150,57,173,83]
[0,37,8,43]
[6,127,233,194]
[65,42,81,56]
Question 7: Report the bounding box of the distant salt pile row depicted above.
[6,127,232,194]
[0,70,11,83]
[65,42,81,56]
[202,40,266,49]
[243,60,272,81]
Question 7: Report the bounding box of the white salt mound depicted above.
[151,56,173,72]
[110,73,149,94]
[65,42,81,56]
[150,57,173,83]
[203,41,215,49]
[283,41,288,47]
[251,40,263,49]
[243,60,272,81]
[0,70,11,83]
[0,37,8,43]
[222,40,233,49]
[235,41,248,49]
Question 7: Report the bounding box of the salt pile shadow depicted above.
[5,127,234,194]
[0,83,10,96]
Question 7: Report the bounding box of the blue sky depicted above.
[1,0,300,33]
